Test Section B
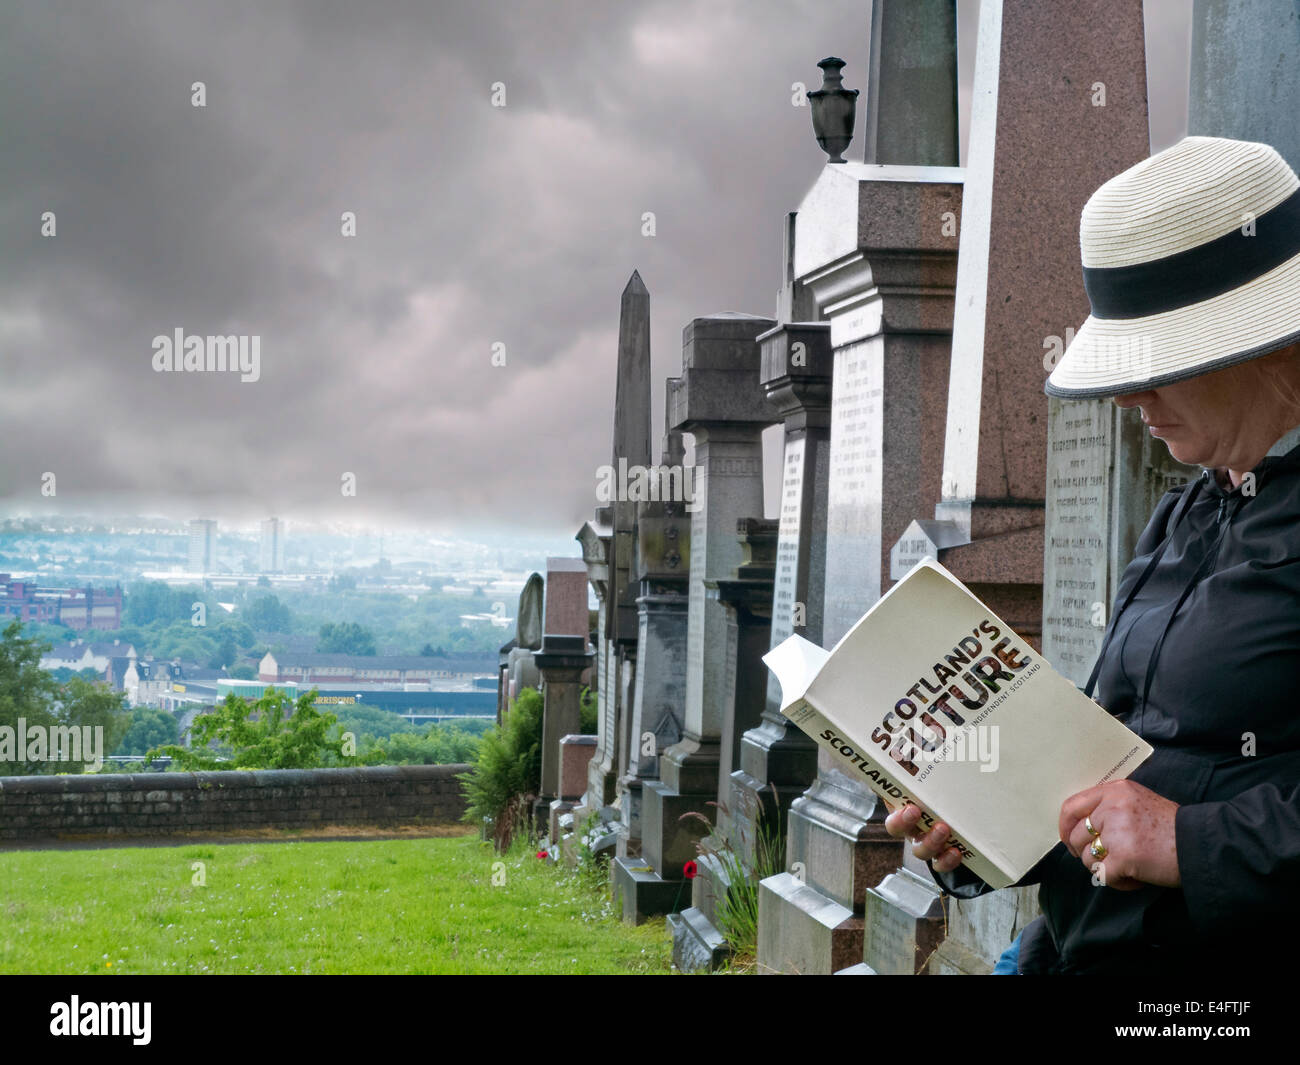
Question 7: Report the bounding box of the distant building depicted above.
[188,519,217,574]
[259,517,285,573]
[1,575,123,630]
[41,638,136,676]
[257,651,497,689]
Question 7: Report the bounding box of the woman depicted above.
[887,135,1300,974]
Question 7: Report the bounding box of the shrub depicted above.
[459,687,543,851]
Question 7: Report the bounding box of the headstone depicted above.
[642,313,778,890]
[560,734,596,800]
[534,558,593,819]
[730,316,832,869]
[616,425,690,855]
[516,573,544,651]
[496,636,515,724]
[609,423,694,917]
[861,0,960,168]
[1190,0,1300,171]
[1042,404,1198,687]
[608,271,652,647]
[758,162,963,975]
[573,514,618,813]
[548,733,598,843]
[674,517,776,969]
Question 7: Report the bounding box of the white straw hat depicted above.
[1045,136,1300,399]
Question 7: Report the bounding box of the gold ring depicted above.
[1089,838,1108,860]
[1085,815,1100,837]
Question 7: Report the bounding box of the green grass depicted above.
[0,835,671,974]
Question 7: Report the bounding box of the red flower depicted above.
[683,860,698,879]
[536,850,548,859]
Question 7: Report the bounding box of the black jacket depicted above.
[934,437,1300,974]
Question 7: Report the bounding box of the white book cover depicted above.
[763,557,1151,888]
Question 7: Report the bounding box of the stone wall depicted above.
[0,764,470,842]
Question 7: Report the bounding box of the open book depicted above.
[763,558,1151,888]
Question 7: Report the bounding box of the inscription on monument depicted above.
[686,470,708,692]
[1042,399,1110,686]
[823,339,884,644]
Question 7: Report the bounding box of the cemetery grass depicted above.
[0,833,673,974]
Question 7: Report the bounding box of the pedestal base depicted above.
[670,908,732,972]
[756,872,863,975]
[611,855,688,925]
[641,779,710,880]
[616,777,644,858]
[863,867,949,975]
[547,799,576,846]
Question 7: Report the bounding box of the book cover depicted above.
[763,557,1152,888]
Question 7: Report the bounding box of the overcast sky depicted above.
[0,0,1191,538]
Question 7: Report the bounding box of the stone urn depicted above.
[808,57,858,164]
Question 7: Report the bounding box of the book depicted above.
[763,558,1152,889]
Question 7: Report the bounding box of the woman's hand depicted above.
[882,800,964,874]
[1059,780,1181,890]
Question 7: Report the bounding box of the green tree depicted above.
[149,688,348,770]
[127,581,204,626]
[316,621,376,656]
[59,676,131,757]
[0,622,129,774]
[243,594,292,633]
[207,634,237,670]
[115,706,179,757]
[0,621,59,774]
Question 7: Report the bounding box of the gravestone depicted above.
[674,517,776,969]
[1042,405,1197,687]
[613,423,691,865]
[1189,0,1300,171]
[516,573,544,651]
[573,514,616,816]
[535,559,593,820]
[573,273,652,830]
[640,313,777,891]
[729,314,833,869]
[608,271,653,648]
[758,163,962,976]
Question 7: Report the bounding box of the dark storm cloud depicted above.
[0,0,1187,536]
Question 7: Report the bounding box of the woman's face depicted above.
[1111,361,1266,469]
